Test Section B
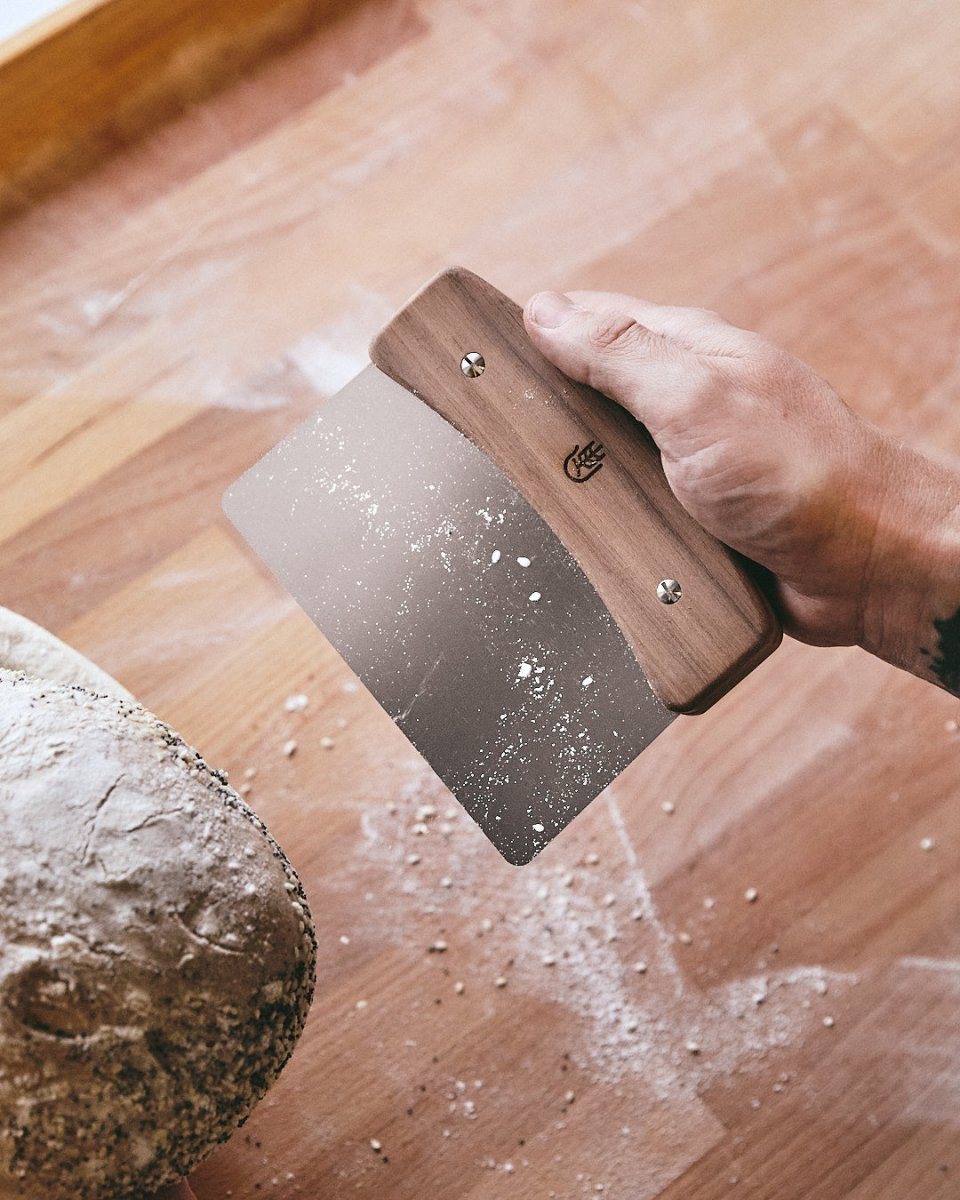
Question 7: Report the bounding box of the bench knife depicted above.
[222,268,780,865]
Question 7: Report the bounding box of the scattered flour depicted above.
[286,287,395,398]
[349,755,860,1105]
[897,955,960,975]
[287,336,367,398]
[320,738,960,1192]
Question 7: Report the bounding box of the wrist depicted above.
[858,437,960,693]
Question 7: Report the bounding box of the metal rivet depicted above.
[657,579,682,604]
[460,351,485,378]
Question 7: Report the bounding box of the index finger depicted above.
[562,290,755,357]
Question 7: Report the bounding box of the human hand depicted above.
[523,290,960,694]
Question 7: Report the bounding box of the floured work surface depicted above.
[1,0,959,1195]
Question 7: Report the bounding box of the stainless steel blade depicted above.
[223,365,676,864]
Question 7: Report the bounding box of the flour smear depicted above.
[344,750,859,1105]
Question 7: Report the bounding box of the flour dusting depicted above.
[207,286,395,410]
[287,336,367,398]
[342,753,859,1107]
[287,287,395,398]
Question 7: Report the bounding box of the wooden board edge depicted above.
[0,0,104,72]
[0,0,351,216]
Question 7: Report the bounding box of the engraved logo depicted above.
[563,439,606,483]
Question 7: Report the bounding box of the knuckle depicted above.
[587,314,648,355]
[684,362,723,410]
[743,340,787,384]
[711,354,767,399]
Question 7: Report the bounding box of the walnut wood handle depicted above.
[370,267,781,713]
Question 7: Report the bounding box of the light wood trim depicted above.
[0,0,105,70]
[0,0,347,214]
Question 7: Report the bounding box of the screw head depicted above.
[460,351,485,378]
[657,579,682,605]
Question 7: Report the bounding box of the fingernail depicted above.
[530,291,577,328]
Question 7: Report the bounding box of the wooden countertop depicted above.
[2,1,960,1196]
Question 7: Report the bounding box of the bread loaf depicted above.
[0,606,132,701]
[0,670,316,1200]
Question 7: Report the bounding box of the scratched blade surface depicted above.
[223,365,675,864]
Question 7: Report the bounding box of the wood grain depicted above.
[1,1,959,1197]
[0,0,383,216]
[371,266,780,712]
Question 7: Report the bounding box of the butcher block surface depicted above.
[2,1,960,1197]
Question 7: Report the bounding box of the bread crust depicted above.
[0,670,317,1200]
[0,607,132,701]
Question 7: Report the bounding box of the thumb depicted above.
[523,291,688,427]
